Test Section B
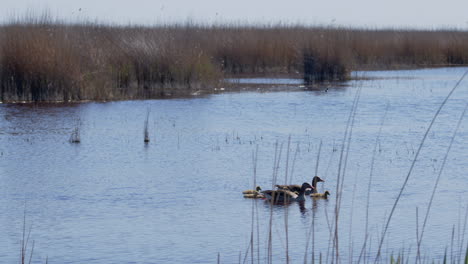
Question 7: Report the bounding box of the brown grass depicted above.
[2,16,468,102]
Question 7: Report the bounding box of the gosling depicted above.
[243,193,265,199]
[243,186,261,194]
[311,190,330,199]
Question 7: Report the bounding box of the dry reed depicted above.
[2,15,468,102]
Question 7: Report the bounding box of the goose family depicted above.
[242,177,329,201]
[261,182,314,203]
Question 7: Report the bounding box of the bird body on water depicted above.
[311,190,330,199]
[262,182,314,203]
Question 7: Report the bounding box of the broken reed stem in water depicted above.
[69,118,81,143]
[144,108,150,143]
[416,104,468,263]
[374,70,468,263]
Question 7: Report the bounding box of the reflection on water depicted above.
[0,67,468,263]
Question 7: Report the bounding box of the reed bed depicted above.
[2,16,468,102]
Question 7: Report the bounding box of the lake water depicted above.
[1,67,468,263]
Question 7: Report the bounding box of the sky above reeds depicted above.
[2,0,468,28]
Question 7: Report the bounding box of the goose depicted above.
[262,182,314,203]
[276,176,324,194]
[311,190,330,199]
[275,184,312,195]
[275,184,302,193]
[311,176,325,193]
[242,186,262,195]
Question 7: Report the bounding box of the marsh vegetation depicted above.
[1,15,468,102]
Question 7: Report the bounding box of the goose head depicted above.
[312,176,325,184]
[300,182,314,194]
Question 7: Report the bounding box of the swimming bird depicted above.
[276,176,324,194]
[275,184,302,193]
[242,186,262,195]
[311,176,325,193]
[243,193,265,199]
[311,190,330,199]
[262,182,314,203]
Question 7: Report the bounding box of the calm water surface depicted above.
[1,67,468,263]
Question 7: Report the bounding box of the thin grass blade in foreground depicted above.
[460,205,468,264]
[464,245,468,264]
[375,70,468,263]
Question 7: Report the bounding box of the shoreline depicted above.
[1,65,467,104]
